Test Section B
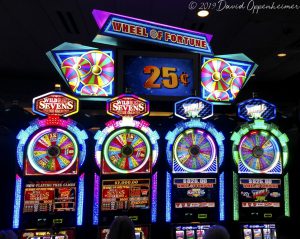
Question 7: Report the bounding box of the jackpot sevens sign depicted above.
[32,91,79,117]
[106,94,150,118]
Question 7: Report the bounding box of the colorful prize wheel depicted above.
[16,117,88,176]
[27,127,78,175]
[103,127,151,174]
[201,58,231,93]
[231,120,288,174]
[166,120,225,174]
[95,119,159,174]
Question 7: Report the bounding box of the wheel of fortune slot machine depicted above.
[165,97,226,239]
[230,98,289,239]
[92,94,160,239]
[13,87,88,239]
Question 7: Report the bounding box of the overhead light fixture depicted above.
[277,52,287,57]
[197,10,209,17]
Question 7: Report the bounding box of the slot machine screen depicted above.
[239,178,282,209]
[101,179,150,211]
[253,228,262,239]
[21,229,75,239]
[118,50,199,101]
[242,224,277,239]
[173,178,218,209]
[23,181,76,213]
[175,225,210,239]
[100,226,149,239]
[243,229,252,239]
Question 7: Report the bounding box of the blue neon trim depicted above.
[166,172,172,222]
[76,173,84,226]
[12,175,22,229]
[219,172,225,221]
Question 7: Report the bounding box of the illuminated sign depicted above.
[32,91,79,117]
[239,178,281,208]
[107,94,149,118]
[238,98,276,121]
[173,178,217,209]
[92,10,213,54]
[201,54,257,104]
[175,97,213,120]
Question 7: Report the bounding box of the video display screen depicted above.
[120,50,198,99]
[173,178,217,209]
[242,224,277,239]
[23,181,76,213]
[175,225,211,239]
[101,179,150,211]
[21,229,75,239]
[100,226,149,239]
[239,178,281,208]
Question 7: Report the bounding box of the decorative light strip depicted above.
[95,118,159,169]
[165,172,172,222]
[284,173,290,217]
[16,123,39,169]
[12,174,22,229]
[233,172,239,221]
[219,172,225,221]
[93,173,100,225]
[77,173,85,226]
[151,172,158,223]
[165,119,224,173]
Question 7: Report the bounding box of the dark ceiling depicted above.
[1,0,300,115]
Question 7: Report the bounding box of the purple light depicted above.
[92,10,213,42]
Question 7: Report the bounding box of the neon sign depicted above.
[92,10,213,54]
[33,92,79,117]
[107,94,149,118]
[175,97,213,120]
[238,98,276,121]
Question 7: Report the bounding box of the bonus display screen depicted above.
[23,181,76,213]
[239,178,282,208]
[173,178,217,209]
[101,179,150,211]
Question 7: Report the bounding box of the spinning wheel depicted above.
[238,130,280,173]
[80,85,108,96]
[207,90,230,101]
[103,128,151,173]
[173,128,217,172]
[27,128,78,174]
[61,67,79,92]
[201,58,230,92]
[221,66,247,98]
[80,51,114,87]
[62,56,91,77]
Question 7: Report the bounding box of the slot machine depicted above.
[93,94,160,239]
[230,98,289,239]
[165,97,226,239]
[13,86,88,239]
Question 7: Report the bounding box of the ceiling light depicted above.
[277,52,287,57]
[197,10,209,17]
